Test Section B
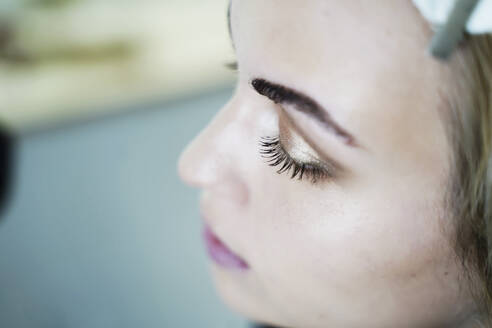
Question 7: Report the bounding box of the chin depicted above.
[209,265,288,327]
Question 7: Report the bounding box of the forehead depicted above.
[231,0,451,172]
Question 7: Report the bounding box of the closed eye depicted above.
[259,135,337,185]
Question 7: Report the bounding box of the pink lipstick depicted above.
[202,224,249,271]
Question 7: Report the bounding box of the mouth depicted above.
[202,222,250,271]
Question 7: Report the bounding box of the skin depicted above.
[178,1,477,327]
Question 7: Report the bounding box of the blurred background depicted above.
[0,1,248,327]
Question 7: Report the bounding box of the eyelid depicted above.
[278,103,344,173]
[276,104,345,174]
[280,133,341,179]
[256,90,346,184]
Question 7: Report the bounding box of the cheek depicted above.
[248,173,456,320]
[250,178,439,275]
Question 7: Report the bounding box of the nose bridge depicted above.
[177,97,246,189]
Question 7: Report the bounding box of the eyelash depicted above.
[259,136,334,184]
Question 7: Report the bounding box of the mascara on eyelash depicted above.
[259,136,304,178]
[259,136,333,184]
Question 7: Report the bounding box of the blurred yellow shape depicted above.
[0,0,236,132]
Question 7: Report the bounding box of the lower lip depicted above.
[202,224,250,271]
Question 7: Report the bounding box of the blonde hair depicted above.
[445,33,492,325]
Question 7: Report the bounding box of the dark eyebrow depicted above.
[251,78,358,147]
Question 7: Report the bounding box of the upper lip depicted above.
[201,216,227,246]
[200,213,248,261]
[199,193,249,259]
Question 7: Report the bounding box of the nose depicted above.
[177,97,250,205]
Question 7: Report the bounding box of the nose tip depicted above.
[177,120,226,189]
[178,138,250,206]
[176,97,251,205]
[177,139,206,188]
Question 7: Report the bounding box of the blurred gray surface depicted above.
[0,88,249,328]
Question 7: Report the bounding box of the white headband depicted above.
[412,0,492,34]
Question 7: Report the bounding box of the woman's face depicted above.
[178,1,474,327]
